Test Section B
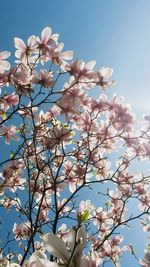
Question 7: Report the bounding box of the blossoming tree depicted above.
[0,27,150,267]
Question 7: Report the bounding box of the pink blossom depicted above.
[0,197,21,211]
[79,200,94,214]
[14,35,37,64]
[0,160,25,192]
[109,95,135,131]
[13,222,31,240]
[65,60,96,82]
[32,69,55,88]
[47,42,73,67]
[0,93,19,111]
[0,125,19,144]
[37,27,59,54]
[134,182,148,195]
[93,67,115,89]
[43,123,73,150]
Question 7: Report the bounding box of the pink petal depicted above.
[60,51,73,60]
[28,35,37,47]
[0,51,11,59]
[0,60,10,71]
[15,50,22,59]
[14,38,26,51]
[55,42,64,52]
[41,27,52,43]
[48,33,59,44]
[85,60,96,70]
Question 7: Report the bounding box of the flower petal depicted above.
[99,67,113,79]
[60,51,73,60]
[41,27,52,43]
[0,60,10,71]
[43,233,70,263]
[14,38,26,51]
[29,251,59,267]
[85,60,96,70]
[28,35,37,47]
[66,226,87,265]
[0,51,11,59]
[47,33,59,45]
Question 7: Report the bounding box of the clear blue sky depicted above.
[1,0,150,266]
[1,0,150,115]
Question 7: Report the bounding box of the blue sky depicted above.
[1,0,150,266]
[1,0,150,115]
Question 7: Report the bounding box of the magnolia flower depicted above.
[43,226,87,267]
[37,27,59,52]
[94,67,115,89]
[14,35,37,64]
[0,93,19,111]
[27,251,59,267]
[0,125,19,144]
[32,69,55,88]
[48,43,73,68]
[65,60,96,82]
[13,222,31,240]
[0,51,11,72]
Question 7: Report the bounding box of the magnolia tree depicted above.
[0,27,150,267]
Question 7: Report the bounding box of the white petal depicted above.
[29,251,59,267]
[41,27,52,43]
[78,60,85,69]
[43,233,70,263]
[60,51,73,60]
[74,226,87,256]
[14,38,26,51]
[0,51,11,59]
[48,33,59,43]
[85,60,96,70]
[28,35,37,47]
[69,182,76,193]
[55,42,64,52]
[66,226,87,259]
[0,60,10,71]
[29,251,47,263]
[99,67,113,79]
[15,50,22,59]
